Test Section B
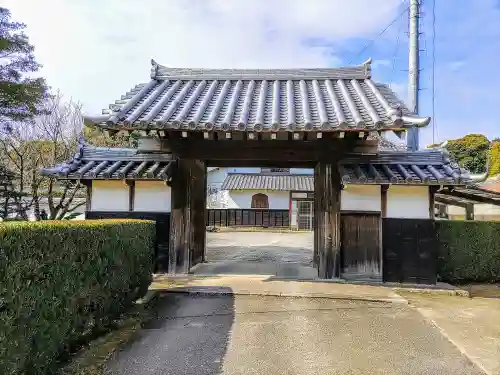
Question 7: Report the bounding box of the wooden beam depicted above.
[429,186,438,219]
[442,189,500,206]
[313,164,322,269]
[435,194,475,208]
[465,203,475,220]
[167,139,359,163]
[85,181,92,211]
[169,159,191,274]
[380,185,388,218]
[127,180,135,211]
[189,160,206,268]
[315,161,341,279]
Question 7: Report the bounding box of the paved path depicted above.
[150,275,407,303]
[402,292,500,375]
[195,232,317,278]
[104,293,483,375]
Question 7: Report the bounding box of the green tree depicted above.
[0,7,48,220]
[0,7,48,124]
[445,134,490,174]
[490,140,500,177]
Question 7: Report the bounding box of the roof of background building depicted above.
[221,150,471,189]
[84,59,430,133]
[479,176,500,193]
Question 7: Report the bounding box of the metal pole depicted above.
[407,0,420,151]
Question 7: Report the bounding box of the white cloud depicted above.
[3,0,401,114]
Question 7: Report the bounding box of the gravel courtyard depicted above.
[192,231,317,278]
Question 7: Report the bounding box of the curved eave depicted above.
[89,119,426,132]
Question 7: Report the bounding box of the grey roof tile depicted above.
[42,142,468,185]
[221,151,469,189]
[85,60,431,132]
[41,142,174,180]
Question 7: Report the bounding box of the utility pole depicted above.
[407,0,420,151]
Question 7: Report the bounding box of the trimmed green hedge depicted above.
[437,220,500,283]
[0,220,155,375]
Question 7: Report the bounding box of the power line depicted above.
[388,11,404,87]
[349,1,410,64]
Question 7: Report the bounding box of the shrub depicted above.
[437,220,500,283]
[0,219,155,375]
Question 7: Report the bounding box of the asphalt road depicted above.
[104,293,483,375]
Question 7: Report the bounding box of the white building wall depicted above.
[207,168,230,209]
[386,185,430,219]
[447,203,500,220]
[226,190,290,209]
[134,181,171,212]
[341,185,381,212]
[91,181,129,211]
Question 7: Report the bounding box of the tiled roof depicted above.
[85,59,431,132]
[221,150,471,189]
[478,176,500,193]
[222,174,314,191]
[42,141,470,186]
[41,142,174,180]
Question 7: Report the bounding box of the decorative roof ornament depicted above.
[362,57,372,78]
[150,58,160,79]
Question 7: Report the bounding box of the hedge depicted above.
[0,219,155,375]
[437,220,500,283]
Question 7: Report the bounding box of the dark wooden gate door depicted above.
[340,213,381,279]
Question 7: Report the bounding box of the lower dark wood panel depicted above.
[382,218,437,284]
[85,211,171,273]
[206,209,290,228]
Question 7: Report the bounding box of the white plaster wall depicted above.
[341,185,381,212]
[226,190,290,209]
[207,168,229,209]
[206,168,227,186]
[386,185,430,219]
[91,181,129,211]
[447,204,500,220]
[134,181,171,212]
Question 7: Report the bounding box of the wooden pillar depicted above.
[381,185,388,218]
[169,159,192,274]
[127,180,135,211]
[428,186,438,219]
[465,203,475,220]
[314,161,341,279]
[380,185,388,279]
[189,160,206,268]
[313,166,322,268]
[83,180,92,211]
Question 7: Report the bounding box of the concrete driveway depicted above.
[193,231,317,278]
[104,293,483,375]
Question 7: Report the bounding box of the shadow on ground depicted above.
[104,287,235,375]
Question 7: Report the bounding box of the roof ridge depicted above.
[150,58,372,80]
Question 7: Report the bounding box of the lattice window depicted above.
[251,193,269,209]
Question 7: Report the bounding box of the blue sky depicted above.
[3,0,499,148]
